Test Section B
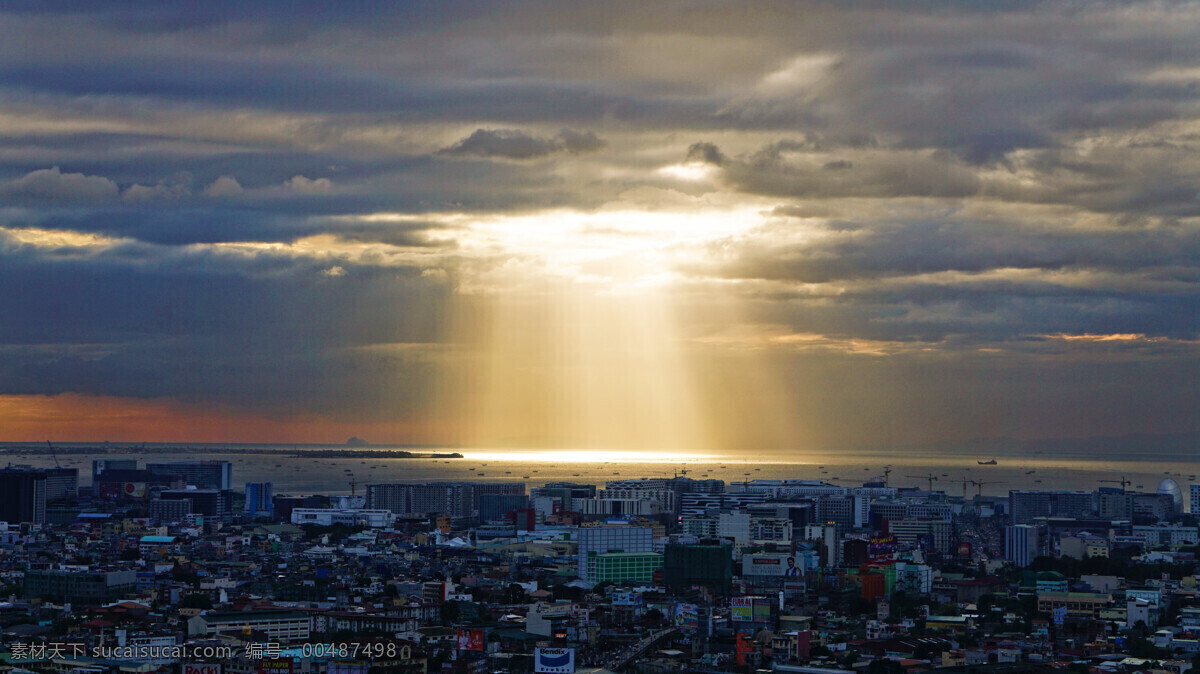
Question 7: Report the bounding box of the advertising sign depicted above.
[869,535,897,557]
[258,659,293,674]
[534,648,576,674]
[731,597,753,621]
[742,553,801,577]
[184,665,221,674]
[99,482,147,499]
[673,602,698,630]
[456,627,485,651]
[753,598,772,622]
[611,591,641,607]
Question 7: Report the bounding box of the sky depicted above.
[3,1,1200,451]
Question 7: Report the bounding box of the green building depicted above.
[589,552,663,584]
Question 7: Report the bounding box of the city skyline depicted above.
[3,2,1200,453]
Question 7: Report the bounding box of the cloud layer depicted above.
[3,1,1200,447]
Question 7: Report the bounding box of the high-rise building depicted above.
[1134,492,1177,520]
[1191,484,1200,515]
[578,524,653,582]
[159,489,232,522]
[531,483,597,511]
[0,469,47,524]
[409,483,472,517]
[471,482,525,511]
[44,468,78,503]
[145,460,232,490]
[680,492,767,518]
[479,493,529,522]
[663,543,733,594]
[1005,524,1041,567]
[588,552,663,584]
[366,483,410,514]
[366,482,489,518]
[244,482,273,518]
[92,459,138,483]
[1009,490,1096,524]
[93,469,180,500]
[273,495,325,522]
[150,498,192,524]
[815,495,868,529]
[887,518,952,553]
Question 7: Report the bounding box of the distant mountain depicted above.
[345,437,368,447]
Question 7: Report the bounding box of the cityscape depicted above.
[4,2,1200,674]
[0,456,1198,674]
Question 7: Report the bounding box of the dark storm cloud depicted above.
[5,0,1200,440]
[440,128,606,160]
[0,237,452,416]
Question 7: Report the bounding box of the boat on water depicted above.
[977,459,997,465]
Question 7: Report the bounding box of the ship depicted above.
[977,459,997,465]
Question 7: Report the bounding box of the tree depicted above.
[868,659,905,674]
[180,593,213,610]
[639,608,665,628]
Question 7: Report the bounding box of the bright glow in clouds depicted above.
[427,203,780,450]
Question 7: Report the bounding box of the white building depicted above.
[290,508,395,528]
[577,524,653,582]
[188,609,311,641]
[1005,524,1040,567]
[718,512,751,543]
[1132,523,1200,547]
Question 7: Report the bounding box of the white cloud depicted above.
[283,174,333,192]
[4,166,118,202]
[122,175,192,203]
[204,175,243,197]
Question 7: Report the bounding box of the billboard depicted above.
[732,597,771,622]
[731,597,753,621]
[754,598,771,622]
[742,553,801,578]
[534,648,575,674]
[869,535,897,557]
[258,660,293,674]
[956,542,972,559]
[99,482,147,499]
[456,627,485,651]
[611,591,642,607]
[673,602,698,630]
[184,666,221,674]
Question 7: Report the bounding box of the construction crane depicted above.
[1099,476,1132,493]
[906,472,939,492]
[956,475,972,499]
[971,479,1006,498]
[879,466,892,488]
[45,440,61,469]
